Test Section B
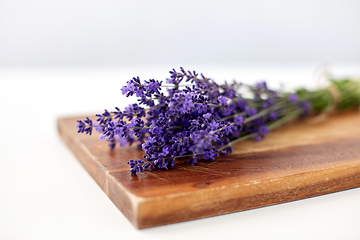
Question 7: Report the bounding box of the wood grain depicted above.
[57,111,360,229]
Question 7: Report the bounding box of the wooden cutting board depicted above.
[57,111,360,229]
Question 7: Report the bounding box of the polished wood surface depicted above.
[58,111,360,229]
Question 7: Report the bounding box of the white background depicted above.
[1,0,360,239]
[1,0,360,66]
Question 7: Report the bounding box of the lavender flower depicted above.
[76,117,93,135]
[77,68,358,175]
[218,96,228,106]
[288,93,299,103]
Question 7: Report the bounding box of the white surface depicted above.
[1,0,360,66]
[1,64,360,240]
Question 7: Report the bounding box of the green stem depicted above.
[221,112,247,121]
[267,108,302,131]
[219,133,258,150]
[219,108,302,151]
[244,102,288,123]
[174,153,199,159]
[194,102,223,108]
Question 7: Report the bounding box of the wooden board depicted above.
[57,111,360,229]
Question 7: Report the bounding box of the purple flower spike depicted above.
[127,159,145,175]
[256,81,267,91]
[259,125,269,137]
[76,120,85,133]
[203,113,212,119]
[301,101,311,115]
[269,111,278,121]
[218,96,228,106]
[234,115,244,126]
[188,155,198,165]
[77,117,93,135]
[288,93,299,103]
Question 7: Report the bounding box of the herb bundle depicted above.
[77,68,360,175]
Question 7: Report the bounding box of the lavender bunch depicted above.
[77,68,360,175]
